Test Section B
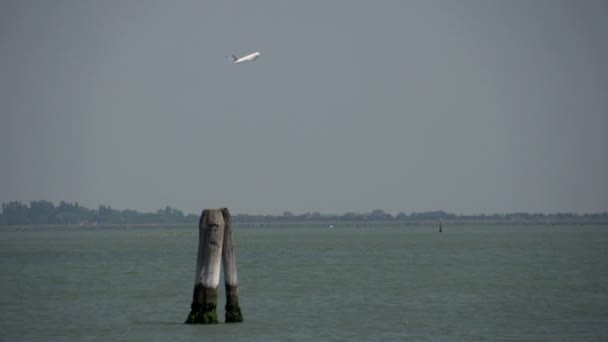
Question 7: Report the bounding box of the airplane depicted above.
[231,51,260,64]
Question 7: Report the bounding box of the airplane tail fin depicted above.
[231,55,238,62]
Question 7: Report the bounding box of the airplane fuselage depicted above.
[233,51,260,64]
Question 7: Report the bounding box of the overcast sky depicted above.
[1,0,607,215]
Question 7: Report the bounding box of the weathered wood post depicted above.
[185,208,243,324]
[185,209,225,324]
[221,208,243,322]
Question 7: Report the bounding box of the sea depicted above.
[1,224,607,341]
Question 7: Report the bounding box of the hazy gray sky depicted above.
[1,0,607,215]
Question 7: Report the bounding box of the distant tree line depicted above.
[0,201,196,226]
[1,201,606,226]
[235,209,608,224]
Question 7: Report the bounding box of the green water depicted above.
[1,225,607,341]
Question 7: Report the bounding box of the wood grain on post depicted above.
[185,209,225,324]
[221,208,243,322]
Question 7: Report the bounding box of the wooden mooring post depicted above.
[185,208,243,324]
[221,209,243,322]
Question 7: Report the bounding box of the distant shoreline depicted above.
[2,200,607,227]
[2,219,607,230]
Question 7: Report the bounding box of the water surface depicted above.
[1,224,607,341]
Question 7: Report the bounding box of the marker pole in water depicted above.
[221,208,243,322]
[185,209,225,324]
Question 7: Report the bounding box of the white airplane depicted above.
[231,51,260,64]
